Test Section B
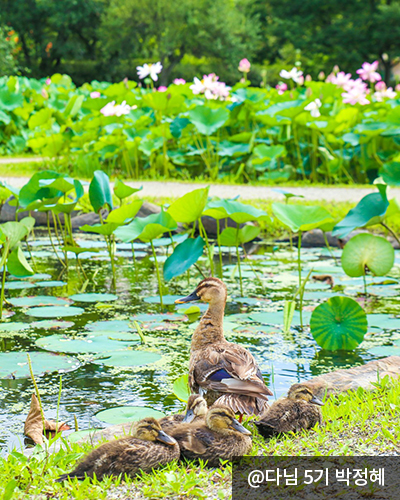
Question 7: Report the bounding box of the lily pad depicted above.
[95,406,165,425]
[3,281,36,290]
[143,295,184,305]
[86,320,132,332]
[310,296,367,351]
[0,351,80,379]
[9,296,72,307]
[92,350,161,367]
[31,320,74,330]
[36,332,138,354]
[25,306,85,318]
[36,281,67,287]
[0,322,31,332]
[369,345,400,357]
[69,293,118,303]
[67,429,101,443]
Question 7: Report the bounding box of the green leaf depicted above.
[28,108,52,129]
[0,222,29,248]
[188,106,229,135]
[167,187,209,223]
[95,406,165,424]
[36,332,138,353]
[114,211,177,243]
[253,144,285,160]
[203,199,269,224]
[19,171,63,209]
[7,246,34,277]
[0,351,80,379]
[3,479,17,500]
[310,296,367,350]
[341,234,395,277]
[25,306,85,318]
[219,226,260,246]
[106,200,143,224]
[283,300,296,334]
[163,237,205,281]
[80,222,121,236]
[380,161,400,186]
[114,179,142,200]
[69,293,118,303]
[332,186,389,238]
[89,170,113,213]
[63,94,84,118]
[92,350,161,367]
[0,89,23,110]
[272,203,333,233]
[173,374,190,402]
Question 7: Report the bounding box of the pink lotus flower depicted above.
[238,58,251,73]
[279,67,303,83]
[45,78,51,85]
[375,81,386,91]
[158,86,168,92]
[342,86,370,105]
[305,74,312,82]
[356,61,381,83]
[136,62,163,81]
[173,78,186,85]
[333,65,340,74]
[41,88,48,99]
[190,73,231,100]
[90,91,101,98]
[304,98,322,117]
[396,84,400,92]
[373,86,397,102]
[275,82,287,94]
[329,71,352,88]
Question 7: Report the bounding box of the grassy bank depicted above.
[1,377,399,499]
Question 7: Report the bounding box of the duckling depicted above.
[169,405,252,466]
[56,417,179,482]
[255,384,324,438]
[176,277,273,417]
[159,394,208,433]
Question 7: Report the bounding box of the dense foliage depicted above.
[1,0,400,85]
[2,72,400,183]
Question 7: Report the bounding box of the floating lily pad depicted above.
[69,293,118,303]
[36,332,138,354]
[369,344,400,357]
[92,350,161,367]
[0,351,80,379]
[67,429,101,443]
[0,322,30,332]
[9,296,72,308]
[86,320,132,332]
[132,313,184,322]
[143,295,183,305]
[367,314,400,330]
[3,281,36,290]
[25,306,85,318]
[95,406,165,425]
[233,297,271,306]
[249,311,284,325]
[31,320,74,330]
[232,324,279,335]
[36,281,67,287]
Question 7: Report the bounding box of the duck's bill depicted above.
[175,291,200,303]
[157,430,177,445]
[310,396,324,406]
[182,409,195,423]
[231,419,252,435]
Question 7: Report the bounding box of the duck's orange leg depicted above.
[238,413,243,423]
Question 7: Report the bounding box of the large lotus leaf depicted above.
[19,171,63,208]
[219,226,260,246]
[0,222,29,248]
[0,89,23,110]
[69,293,118,303]
[92,350,161,367]
[253,144,286,160]
[36,332,138,353]
[173,374,190,402]
[80,222,121,236]
[332,185,389,238]
[19,216,35,233]
[0,110,11,125]
[25,306,85,318]
[203,199,269,224]
[167,187,210,223]
[114,211,177,243]
[89,170,113,213]
[28,108,52,129]
[0,351,80,379]
[163,237,205,281]
[310,296,367,350]
[341,234,394,277]
[380,162,400,186]
[9,296,70,307]
[7,246,34,277]
[188,106,229,135]
[114,179,142,200]
[95,406,165,424]
[272,203,333,233]
[63,94,84,118]
[39,176,75,194]
[106,200,143,224]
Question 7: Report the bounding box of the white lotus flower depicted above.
[304,98,322,117]
[279,67,303,83]
[136,62,163,81]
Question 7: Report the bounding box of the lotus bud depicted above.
[318,71,325,80]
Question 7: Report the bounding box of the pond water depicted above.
[1,236,400,453]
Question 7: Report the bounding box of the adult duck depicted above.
[176,277,272,416]
[255,383,324,438]
[56,418,179,482]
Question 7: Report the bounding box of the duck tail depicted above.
[213,394,269,416]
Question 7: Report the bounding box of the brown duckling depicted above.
[255,384,324,438]
[176,277,273,417]
[159,394,208,433]
[169,405,252,466]
[56,417,179,482]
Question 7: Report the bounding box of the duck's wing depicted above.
[193,343,273,399]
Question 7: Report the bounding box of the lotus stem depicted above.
[47,213,65,268]
[27,353,46,436]
[132,320,146,344]
[0,243,9,321]
[56,375,62,431]
[198,218,214,276]
[297,231,303,328]
[216,219,223,278]
[236,223,243,297]
[150,240,163,308]
[381,222,400,247]
[323,231,338,265]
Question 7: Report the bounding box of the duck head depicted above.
[175,278,227,306]
[287,384,324,406]
[182,395,208,423]
[134,417,177,445]
[206,405,252,436]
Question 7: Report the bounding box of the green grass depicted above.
[1,377,399,499]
